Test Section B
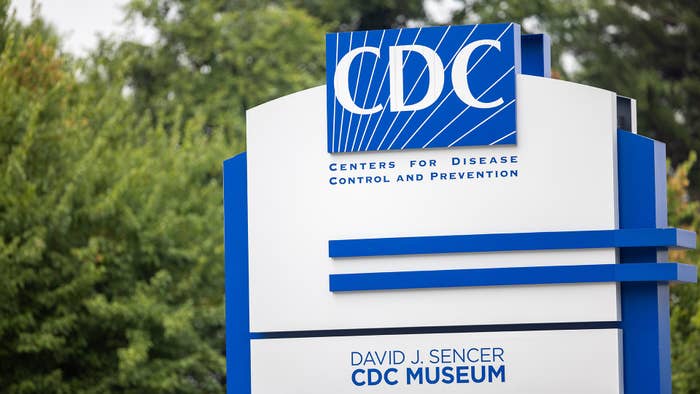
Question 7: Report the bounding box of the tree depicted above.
[668,153,700,393]
[288,0,426,30]
[0,2,234,391]
[102,0,328,143]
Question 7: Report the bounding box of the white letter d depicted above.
[389,45,444,112]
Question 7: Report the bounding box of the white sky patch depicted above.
[561,52,582,75]
[10,0,157,56]
[425,0,464,24]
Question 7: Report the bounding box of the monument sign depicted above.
[224,22,697,394]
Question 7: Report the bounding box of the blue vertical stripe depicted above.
[617,129,671,394]
[223,154,251,394]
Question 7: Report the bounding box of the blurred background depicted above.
[1,0,699,392]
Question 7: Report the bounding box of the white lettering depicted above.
[451,39,504,109]
[389,45,444,112]
[334,47,382,115]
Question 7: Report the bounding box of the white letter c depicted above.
[334,47,382,115]
[451,39,504,109]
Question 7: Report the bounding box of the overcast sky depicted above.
[8,0,463,56]
[10,0,156,55]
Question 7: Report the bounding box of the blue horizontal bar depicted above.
[329,228,696,258]
[329,263,697,292]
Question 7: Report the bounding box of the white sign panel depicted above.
[250,329,622,393]
[246,74,619,332]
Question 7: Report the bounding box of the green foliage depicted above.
[0,5,237,392]
[106,1,327,143]
[668,153,700,393]
[288,0,426,30]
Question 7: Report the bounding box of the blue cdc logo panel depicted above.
[326,23,521,153]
